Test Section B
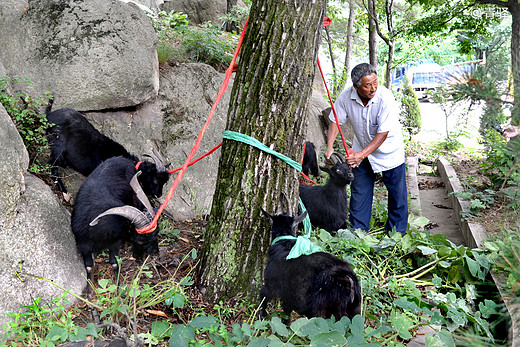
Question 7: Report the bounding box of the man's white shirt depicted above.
[329,84,405,173]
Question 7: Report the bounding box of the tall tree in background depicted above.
[476,0,520,121]
[333,0,357,96]
[224,0,239,32]
[198,0,327,302]
[367,0,378,67]
[409,0,519,121]
[365,0,396,87]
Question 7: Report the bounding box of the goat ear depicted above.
[293,210,308,226]
[261,208,274,221]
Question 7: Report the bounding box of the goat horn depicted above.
[144,148,167,172]
[330,152,345,164]
[130,172,155,215]
[89,206,152,229]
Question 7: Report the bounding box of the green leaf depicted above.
[418,245,438,255]
[391,314,413,340]
[478,299,500,319]
[310,331,347,347]
[432,275,442,288]
[298,318,331,339]
[410,216,430,229]
[45,325,68,342]
[190,315,218,329]
[291,317,310,337]
[464,254,479,277]
[169,325,195,347]
[152,320,172,339]
[172,293,186,308]
[269,317,289,336]
[393,298,421,313]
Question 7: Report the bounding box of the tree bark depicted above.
[334,0,356,95]
[198,0,327,302]
[475,0,520,121]
[224,0,239,33]
[510,1,520,122]
[367,0,378,68]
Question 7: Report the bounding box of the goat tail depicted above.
[311,266,362,319]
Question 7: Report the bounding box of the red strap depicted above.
[135,161,143,170]
[323,16,332,27]
[136,18,249,234]
[317,57,350,158]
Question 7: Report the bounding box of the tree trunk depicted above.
[224,0,239,33]
[198,0,327,302]
[334,0,356,95]
[367,0,378,68]
[510,2,520,122]
[384,41,394,88]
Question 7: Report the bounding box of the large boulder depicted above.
[0,104,86,337]
[161,0,228,25]
[0,0,159,111]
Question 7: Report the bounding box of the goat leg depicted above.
[82,253,94,294]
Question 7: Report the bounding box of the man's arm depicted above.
[325,121,340,159]
[346,132,388,168]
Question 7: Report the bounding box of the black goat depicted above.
[301,141,319,177]
[71,156,160,291]
[259,209,362,324]
[299,158,354,233]
[45,99,169,198]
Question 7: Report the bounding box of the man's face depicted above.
[354,73,378,99]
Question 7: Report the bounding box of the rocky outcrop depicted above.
[92,63,337,220]
[0,104,86,337]
[0,0,159,111]
[161,0,227,25]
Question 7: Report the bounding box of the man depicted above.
[502,124,520,138]
[325,63,408,234]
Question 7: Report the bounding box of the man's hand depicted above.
[324,146,334,160]
[502,125,520,138]
[346,152,364,168]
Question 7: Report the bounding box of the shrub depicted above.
[399,77,422,136]
[180,25,236,70]
[0,76,52,174]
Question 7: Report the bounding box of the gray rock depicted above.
[161,0,227,25]
[0,0,159,111]
[0,104,86,337]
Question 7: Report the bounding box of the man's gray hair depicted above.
[351,63,377,87]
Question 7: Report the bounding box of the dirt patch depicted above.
[451,158,520,235]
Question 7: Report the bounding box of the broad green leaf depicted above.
[391,314,413,340]
[190,315,218,329]
[299,318,331,339]
[169,324,194,347]
[45,325,68,342]
[310,331,347,347]
[418,245,438,255]
[151,320,172,339]
[290,317,310,337]
[269,317,289,336]
[351,314,365,336]
[464,254,479,277]
[393,298,421,313]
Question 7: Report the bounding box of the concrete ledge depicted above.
[437,157,519,347]
[406,156,422,217]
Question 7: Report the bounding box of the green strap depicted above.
[223,130,320,259]
[271,234,322,260]
[222,130,302,172]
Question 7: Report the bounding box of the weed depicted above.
[0,76,52,174]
